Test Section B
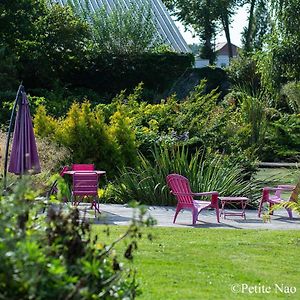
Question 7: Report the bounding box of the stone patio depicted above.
[83,204,300,230]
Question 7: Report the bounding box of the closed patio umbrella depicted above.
[3,85,41,188]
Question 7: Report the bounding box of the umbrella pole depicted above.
[3,84,24,190]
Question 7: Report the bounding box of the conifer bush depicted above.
[34,101,138,177]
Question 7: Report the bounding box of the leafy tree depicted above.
[257,0,300,94]
[242,0,271,51]
[165,0,218,63]
[69,0,162,55]
[0,0,47,87]
[0,0,90,88]
[188,43,202,55]
[0,46,18,90]
[0,0,47,48]
[164,0,239,62]
[34,4,91,84]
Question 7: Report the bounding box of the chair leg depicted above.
[258,199,264,218]
[215,206,220,223]
[91,197,101,217]
[173,206,181,223]
[287,208,293,219]
[192,208,198,225]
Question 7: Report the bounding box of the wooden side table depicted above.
[219,197,249,219]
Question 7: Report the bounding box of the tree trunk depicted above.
[200,15,216,64]
[221,11,233,59]
[244,0,257,52]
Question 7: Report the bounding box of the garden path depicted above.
[80,204,300,230]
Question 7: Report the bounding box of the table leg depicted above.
[241,201,247,219]
[221,201,226,219]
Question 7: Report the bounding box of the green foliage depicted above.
[34,101,138,177]
[121,82,231,154]
[33,4,90,84]
[0,0,47,47]
[79,52,194,100]
[226,53,261,91]
[242,0,271,52]
[239,90,267,149]
[0,46,18,91]
[0,1,90,89]
[109,109,138,168]
[0,178,154,299]
[257,0,300,94]
[262,113,300,161]
[281,82,300,114]
[0,0,193,104]
[165,0,218,63]
[166,0,238,62]
[112,146,261,206]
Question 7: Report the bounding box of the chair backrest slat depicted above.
[72,164,95,171]
[166,174,194,204]
[73,172,98,196]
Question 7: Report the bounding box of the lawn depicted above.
[93,226,300,299]
[256,168,299,184]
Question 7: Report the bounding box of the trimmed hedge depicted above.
[61,52,195,100]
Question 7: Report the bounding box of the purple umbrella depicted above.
[4,86,40,183]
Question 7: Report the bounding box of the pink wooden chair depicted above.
[72,164,94,171]
[72,171,100,217]
[166,174,220,224]
[258,183,299,219]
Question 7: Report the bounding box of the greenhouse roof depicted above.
[53,0,190,53]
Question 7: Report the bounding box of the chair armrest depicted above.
[171,192,193,196]
[263,186,295,192]
[172,191,218,197]
[193,192,218,196]
[277,185,296,190]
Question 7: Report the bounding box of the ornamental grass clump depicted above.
[113,146,263,206]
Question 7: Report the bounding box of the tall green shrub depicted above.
[112,147,262,206]
[262,113,300,161]
[109,109,138,168]
[34,102,138,176]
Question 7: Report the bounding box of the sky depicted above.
[174,6,249,47]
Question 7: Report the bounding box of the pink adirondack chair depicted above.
[72,171,100,217]
[258,183,299,218]
[166,174,220,224]
[72,164,95,171]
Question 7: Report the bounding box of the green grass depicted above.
[93,226,300,299]
[256,168,299,184]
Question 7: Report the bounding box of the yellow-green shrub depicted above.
[34,101,138,177]
[109,109,137,168]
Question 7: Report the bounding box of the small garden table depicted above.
[219,197,249,219]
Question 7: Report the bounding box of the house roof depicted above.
[215,42,240,52]
[215,42,227,52]
[53,0,191,53]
